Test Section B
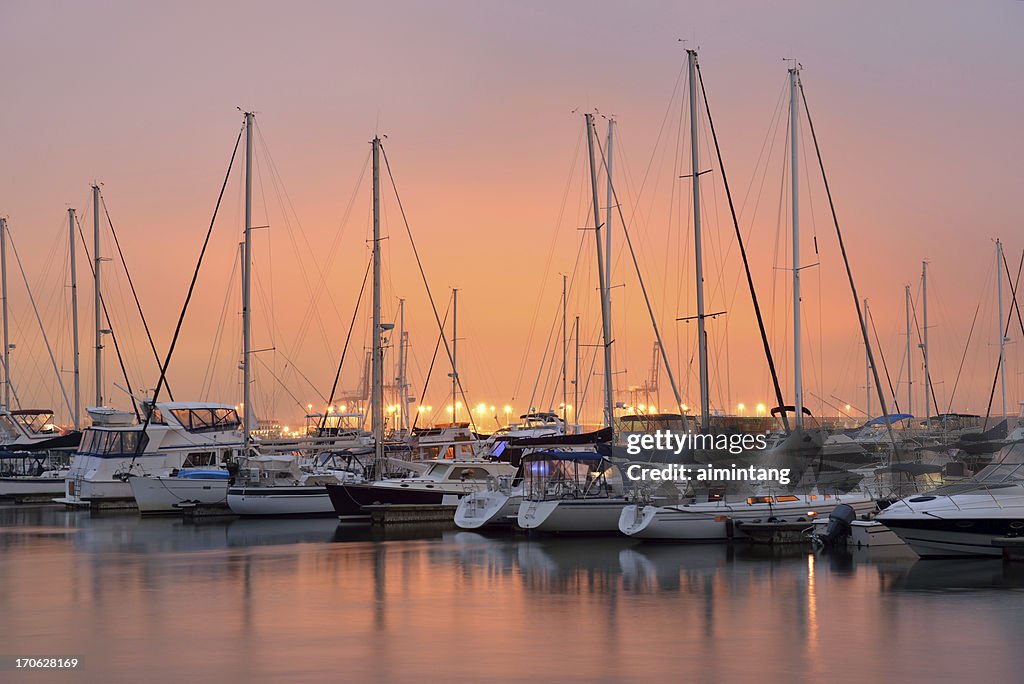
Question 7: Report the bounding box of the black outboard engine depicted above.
[814,504,857,548]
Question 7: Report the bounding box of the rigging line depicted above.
[1005,248,1024,339]
[909,286,940,420]
[73,213,140,420]
[798,78,897,454]
[412,301,451,431]
[320,257,372,432]
[379,145,476,428]
[596,137,684,419]
[983,248,1024,426]
[253,354,307,417]
[200,248,240,399]
[944,273,986,415]
[696,62,789,432]
[868,307,900,414]
[130,124,243,466]
[7,231,74,419]
[100,194,171,400]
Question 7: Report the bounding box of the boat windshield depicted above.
[171,408,241,433]
[78,429,149,456]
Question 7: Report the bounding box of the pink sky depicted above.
[0,1,1021,428]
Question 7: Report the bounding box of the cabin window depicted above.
[183,451,217,467]
[746,496,773,505]
[449,467,489,480]
[79,429,149,455]
[775,495,799,503]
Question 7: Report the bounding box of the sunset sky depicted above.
[0,1,1021,430]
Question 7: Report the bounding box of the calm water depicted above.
[1,505,1022,683]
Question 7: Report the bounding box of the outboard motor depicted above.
[814,503,857,548]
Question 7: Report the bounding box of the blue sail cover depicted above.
[175,469,230,479]
[864,414,913,427]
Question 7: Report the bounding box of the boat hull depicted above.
[326,483,467,519]
[129,476,229,514]
[454,490,520,529]
[227,486,336,517]
[0,476,66,498]
[517,498,628,534]
[620,495,877,542]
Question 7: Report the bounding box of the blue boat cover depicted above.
[175,469,230,480]
[864,414,913,426]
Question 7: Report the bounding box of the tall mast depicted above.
[574,315,580,434]
[242,112,255,448]
[0,218,8,409]
[93,184,103,407]
[69,209,81,429]
[604,119,615,333]
[585,113,615,428]
[922,260,930,428]
[371,136,383,464]
[905,285,913,418]
[997,239,1007,421]
[450,288,458,423]
[688,49,710,431]
[562,274,568,426]
[789,66,804,431]
[863,298,870,420]
[397,297,408,434]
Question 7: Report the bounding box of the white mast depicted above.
[562,274,568,426]
[688,49,710,431]
[450,288,458,423]
[586,113,615,428]
[0,218,8,409]
[789,66,804,431]
[371,136,384,464]
[922,260,930,428]
[864,298,871,420]
[574,315,580,434]
[397,297,408,434]
[905,285,913,418]
[242,112,255,447]
[93,184,103,407]
[69,209,81,429]
[997,239,1007,421]
[604,119,615,333]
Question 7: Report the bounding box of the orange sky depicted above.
[0,1,1021,428]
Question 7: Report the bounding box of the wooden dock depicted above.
[363,503,457,527]
[738,521,814,545]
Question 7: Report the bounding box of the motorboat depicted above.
[326,458,515,520]
[129,467,231,514]
[56,402,244,508]
[619,490,877,542]
[227,451,365,517]
[875,441,1024,558]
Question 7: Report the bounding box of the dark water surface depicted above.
[1,505,1021,683]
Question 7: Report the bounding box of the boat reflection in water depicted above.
[1,505,1023,682]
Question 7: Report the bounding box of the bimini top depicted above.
[522,450,604,462]
[864,414,914,427]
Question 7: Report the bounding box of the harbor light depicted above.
[738,403,746,416]
[307,403,313,412]
[447,405,454,414]
[756,403,766,416]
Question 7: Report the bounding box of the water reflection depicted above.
[1,505,1022,682]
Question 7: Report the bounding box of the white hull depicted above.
[454,490,520,529]
[228,486,336,517]
[517,498,628,533]
[849,520,904,547]
[0,476,67,497]
[129,476,229,514]
[56,476,134,504]
[620,494,877,541]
